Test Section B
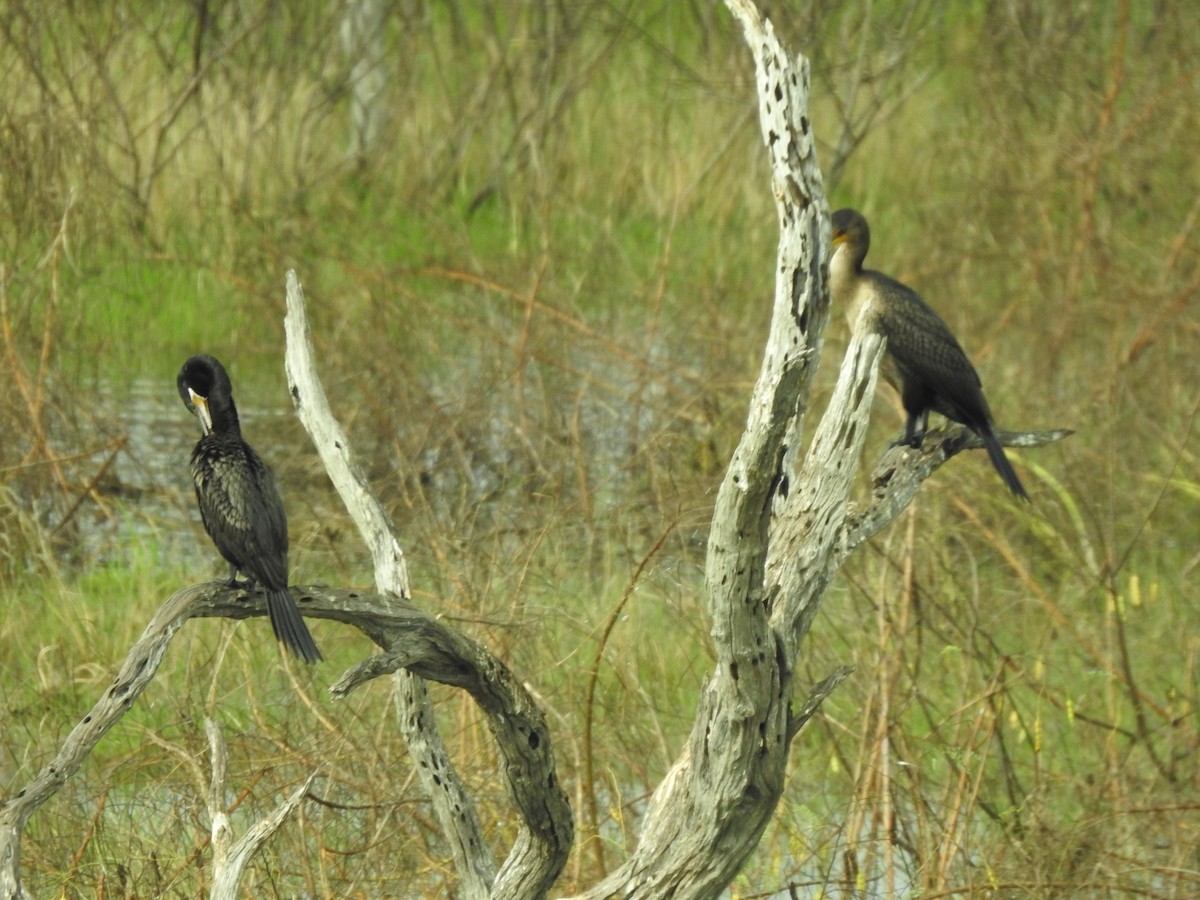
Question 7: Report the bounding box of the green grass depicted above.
[1,0,1198,896]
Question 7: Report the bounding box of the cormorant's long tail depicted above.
[979,427,1029,501]
[266,589,323,664]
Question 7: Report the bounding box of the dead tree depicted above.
[0,4,1068,898]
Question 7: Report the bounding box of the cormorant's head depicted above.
[178,354,236,435]
[830,208,871,270]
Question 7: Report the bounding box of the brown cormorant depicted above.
[178,354,323,663]
[829,208,1028,500]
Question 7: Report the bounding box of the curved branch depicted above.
[0,579,572,900]
[281,270,496,897]
[283,273,572,898]
[0,584,217,900]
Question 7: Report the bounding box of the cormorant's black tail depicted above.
[266,589,323,664]
[979,427,1029,501]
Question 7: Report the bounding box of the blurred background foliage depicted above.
[0,0,1197,895]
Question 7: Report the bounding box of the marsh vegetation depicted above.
[0,1,1197,895]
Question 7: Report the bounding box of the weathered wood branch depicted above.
[0,585,210,900]
[0,584,326,900]
[206,717,318,900]
[567,4,860,896]
[0,578,570,899]
[840,426,1074,557]
[281,268,500,897]
[283,272,572,898]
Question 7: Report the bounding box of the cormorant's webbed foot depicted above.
[223,566,256,591]
[890,432,924,450]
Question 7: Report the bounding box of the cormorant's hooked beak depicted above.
[188,388,213,434]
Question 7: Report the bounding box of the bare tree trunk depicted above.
[562,7,881,892]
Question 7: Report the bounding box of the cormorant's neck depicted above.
[829,242,863,302]
[206,396,242,436]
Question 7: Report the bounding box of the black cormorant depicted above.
[178,354,323,662]
[829,208,1028,500]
